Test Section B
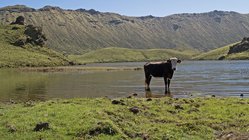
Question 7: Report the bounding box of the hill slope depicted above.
[69,47,194,63]
[0,24,72,68]
[194,37,249,60]
[1,5,249,54]
[193,44,232,60]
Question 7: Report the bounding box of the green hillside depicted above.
[0,24,71,68]
[225,51,249,60]
[193,40,249,60]
[1,6,249,54]
[0,24,194,68]
[193,45,231,60]
[69,47,194,63]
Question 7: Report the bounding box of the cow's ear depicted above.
[177,60,181,63]
[167,59,171,63]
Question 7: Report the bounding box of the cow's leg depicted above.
[145,74,152,91]
[167,79,171,93]
[145,89,152,98]
[164,77,168,94]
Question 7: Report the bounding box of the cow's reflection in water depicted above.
[145,90,172,98]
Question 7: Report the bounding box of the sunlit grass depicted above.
[193,42,247,60]
[69,47,194,64]
[0,97,249,139]
[226,51,249,60]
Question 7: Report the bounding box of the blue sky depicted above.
[0,0,249,17]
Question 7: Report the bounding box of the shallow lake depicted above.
[0,61,249,102]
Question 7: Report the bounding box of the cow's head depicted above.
[167,57,181,71]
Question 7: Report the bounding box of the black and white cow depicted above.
[144,57,181,94]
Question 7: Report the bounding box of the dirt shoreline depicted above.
[17,66,143,72]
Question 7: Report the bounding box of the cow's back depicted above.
[144,62,172,77]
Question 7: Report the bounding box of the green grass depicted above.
[193,42,249,60]
[0,24,71,68]
[69,47,194,64]
[0,97,249,139]
[193,44,232,60]
[226,51,249,60]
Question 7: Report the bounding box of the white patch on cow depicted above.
[170,57,178,70]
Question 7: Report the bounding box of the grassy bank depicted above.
[69,47,195,64]
[0,97,249,139]
[193,42,249,60]
[193,45,230,60]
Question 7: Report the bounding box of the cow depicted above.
[144,57,181,94]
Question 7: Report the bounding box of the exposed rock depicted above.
[218,56,226,60]
[13,38,26,47]
[12,26,20,30]
[6,124,17,133]
[127,96,132,98]
[174,104,184,110]
[75,8,87,12]
[87,9,101,15]
[111,100,125,105]
[38,6,63,11]
[24,25,47,46]
[10,16,25,25]
[146,98,152,101]
[111,100,120,104]
[172,24,181,31]
[69,61,76,65]
[242,37,249,42]
[129,106,140,114]
[76,8,100,15]
[132,93,138,96]
[12,24,47,47]
[138,15,155,20]
[228,37,249,54]
[109,19,124,25]
[33,122,50,131]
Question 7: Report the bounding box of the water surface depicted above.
[0,61,249,102]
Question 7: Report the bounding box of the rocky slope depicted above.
[228,37,249,54]
[1,5,249,54]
